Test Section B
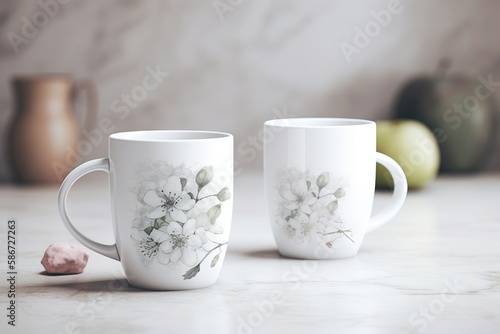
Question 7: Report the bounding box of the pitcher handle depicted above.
[74,79,98,130]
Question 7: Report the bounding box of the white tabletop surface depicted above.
[1,172,500,334]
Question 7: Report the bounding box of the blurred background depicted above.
[1,0,499,184]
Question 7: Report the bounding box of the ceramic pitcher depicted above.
[7,75,97,183]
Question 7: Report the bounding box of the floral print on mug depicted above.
[131,163,230,280]
[275,168,354,248]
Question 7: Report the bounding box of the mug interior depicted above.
[265,118,373,128]
[110,130,231,142]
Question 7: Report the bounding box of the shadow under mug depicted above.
[263,118,407,259]
[58,130,234,290]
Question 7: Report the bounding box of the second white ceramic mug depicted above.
[264,118,407,259]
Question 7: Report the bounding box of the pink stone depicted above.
[41,242,89,274]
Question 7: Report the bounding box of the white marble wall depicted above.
[1,0,500,182]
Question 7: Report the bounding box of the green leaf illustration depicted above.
[154,218,168,229]
[334,188,346,198]
[183,264,201,280]
[144,226,154,235]
[196,166,213,189]
[327,200,338,215]
[210,254,220,268]
[316,172,330,189]
[207,204,222,224]
[216,187,231,202]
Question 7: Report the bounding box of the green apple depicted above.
[376,120,440,189]
[393,74,498,172]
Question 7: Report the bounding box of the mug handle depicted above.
[58,158,120,261]
[366,153,408,233]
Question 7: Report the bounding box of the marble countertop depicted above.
[1,172,499,334]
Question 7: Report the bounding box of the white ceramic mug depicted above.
[264,118,407,259]
[58,130,233,290]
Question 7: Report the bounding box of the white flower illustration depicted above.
[131,164,230,280]
[154,220,204,266]
[277,217,304,243]
[282,179,317,214]
[143,176,195,222]
[277,211,323,244]
[131,228,171,260]
[275,170,353,246]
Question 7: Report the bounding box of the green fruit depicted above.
[393,74,498,172]
[376,120,440,189]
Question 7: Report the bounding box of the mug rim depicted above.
[110,130,232,142]
[264,117,374,128]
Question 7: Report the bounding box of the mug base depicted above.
[125,278,217,291]
[277,248,358,260]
